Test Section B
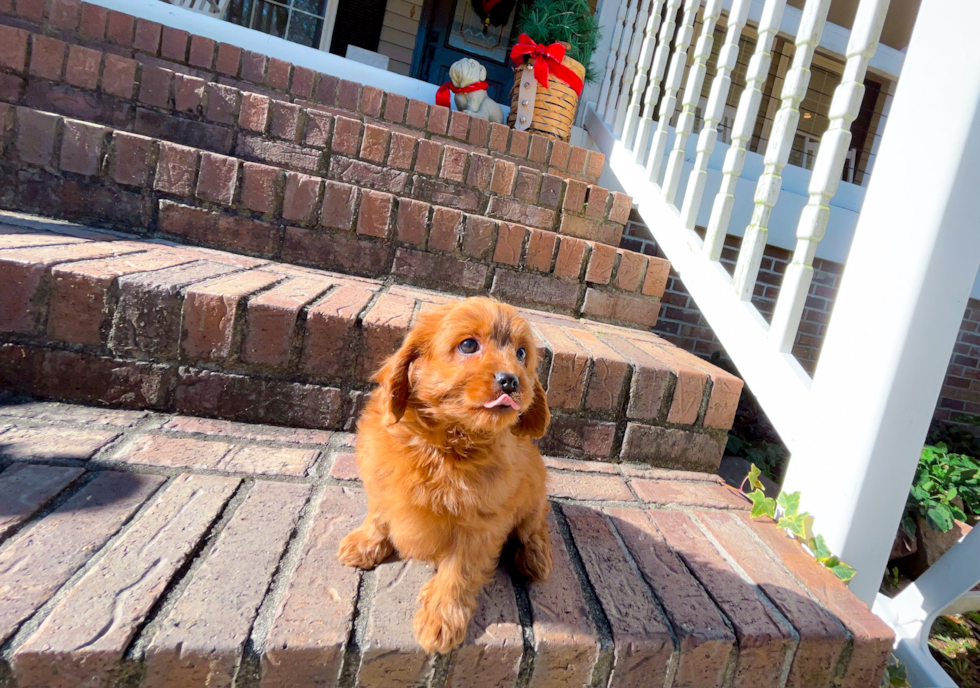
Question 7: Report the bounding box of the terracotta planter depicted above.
[507,53,585,142]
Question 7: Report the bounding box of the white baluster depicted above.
[703,0,786,261]
[603,0,642,124]
[646,0,700,185]
[769,0,891,351]
[680,0,751,230]
[633,0,682,163]
[662,0,723,203]
[623,0,666,148]
[730,0,832,302]
[596,0,630,120]
[613,0,656,136]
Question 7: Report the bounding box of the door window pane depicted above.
[225,0,325,49]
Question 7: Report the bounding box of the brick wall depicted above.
[622,216,980,429]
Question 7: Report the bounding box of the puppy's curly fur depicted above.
[337,297,552,654]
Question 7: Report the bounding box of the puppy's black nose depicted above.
[495,372,519,394]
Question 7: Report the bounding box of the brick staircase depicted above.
[0,1,894,686]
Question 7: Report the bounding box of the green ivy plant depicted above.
[726,435,787,482]
[904,443,980,537]
[880,656,910,687]
[742,465,857,582]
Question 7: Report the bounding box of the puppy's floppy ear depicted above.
[514,376,550,439]
[372,339,419,426]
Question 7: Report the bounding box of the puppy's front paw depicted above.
[413,580,470,654]
[514,531,552,582]
[337,527,392,570]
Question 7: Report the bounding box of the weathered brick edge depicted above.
[0,221,739,468]
[0,399,892,688]
[0,104,666,329]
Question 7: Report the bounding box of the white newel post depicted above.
[780,0,980,606]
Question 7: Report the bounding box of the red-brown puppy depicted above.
[337,297,552,653]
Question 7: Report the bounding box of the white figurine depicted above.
[448,58,504,124]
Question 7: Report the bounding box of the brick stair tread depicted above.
[0,395,892,688]
[0,214,738,469]
[0,101,665,330]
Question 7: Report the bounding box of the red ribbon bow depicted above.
[435,80,489,109]
[509,33,583,96]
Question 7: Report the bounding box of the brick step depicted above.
[0,15,629,245]
[0,103,666,329]
[0,215,737,469]
[0,396,893,688]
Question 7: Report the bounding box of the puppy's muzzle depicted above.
[495,373,519,394]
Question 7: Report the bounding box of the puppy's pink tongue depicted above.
[484,394,520,410]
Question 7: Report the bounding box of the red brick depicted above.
[509,128,530,158]
[585,242,616,284]
[241,162,280,214]
[415,138,442,176]
[383,92,406,122]
[0,25,27,72]
[428,206,462,252]
[109,132,154,187]
[564,179,588,213]
[331,115,362,156]
[173,73,206,114]
[492,221,525,266]
[242,275,331,367]
[29,35,66,81]
[154,141,198,196]
[196,152,239,205]
[609,191,632,224]
[464,116,487,147]
[529,512,599,687]
[642,257,670,297]
[48,251,192,345]
[388,131,416,170]
[567,328,630,412]
[632,480,748,515]
[59,119,104,176]
[440,145,468,182]
[106,10,135,48]
[206,82,240,125]
[462,215,496,260]
[488,196,555,229]
[549,140,570,170]
[581,290,660,329]
[0,471,163,646]
[143,482,310,688]
[270,100,302,141]
[181,270,282,361]
[594,330,673,422]
[702,512,850,687]
[215,42,241,75]
[358,292,414,378]
[405,98,427,128]
[536,323,589,409]
[0,464,82,537]
[175,366,343,429]
[560,215,620,244]
[267,57,291,90]
[63,45,100,90]
[525,228,557,272]
[396,197,429,246]
[0,401,144,426]
[490,158,516,195]
[356,189,394,238]
[568,145,588,175]
[553,236,588,280]
[101,54,137,98]
[615,250,647,292]
[16,108,58,168]
[394,249,488,293]
[291,65,315,98]
[187,34,215,67]
[78,3,108,39]
[283,228,388,277]
[303,109,332,148]
[12,475,238,688]
[703,368,743,429]
[337,78,359,110]
[283,171,321,224]
[328,451,359,480]
[320,180,358,231]
[427,103,449,135]
[513,166,540,203]
[312,74,337,105]
[564,505,676,684]
[648,510,794,687]
[586,150,605,180]
[621,423,726,471]
[241,50,268,83]
[360,123,390,163]
[608,508,734,686]
[585,186,609,219]
[0,425,118,461]
[464,151,492,188]
[160,415,330,444]
[538,173,563,208]
[138,64,172,108]
[633,338,706,424]
[447,109,468,140]
[540,417,616,456]
[529,133,550,164]
[547,472,632,501]
[543,456,619,474]
[301,283,376,379]
[360,85,383,117]
[48,0,80,30]
[740,514,894,688]
[261,487,366,687]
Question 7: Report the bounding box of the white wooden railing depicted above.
[585,0,980,684]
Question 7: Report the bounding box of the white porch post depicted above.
[780,0,980,605]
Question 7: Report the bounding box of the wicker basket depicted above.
[507,53,586,142]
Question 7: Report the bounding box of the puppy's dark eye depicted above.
[458,338,480,354]
[516,347,527,363]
